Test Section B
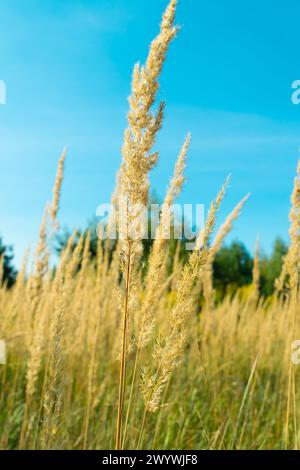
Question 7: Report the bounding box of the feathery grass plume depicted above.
[82,303,102,448]
[141,232,209,414]
[50,147,66,225]
[21,207,50,439]
[23,207,49,349]
[275,159,300,294]
[141,134,190,345]
[118,0,178,216]
[96,238,104,278]
[118,0,178,273]
[286,158,300,293]
[119,0,178,208]
[72,231,92,357]
[115,0,178,449]
[96,238,112,305]
[15,248,29,288]
[121,135,190,447]
[20,299,46,448]
[81,230,91,273]
[141,189,230,414]
[162,134,190,208]
[58,228,78,275]
[82,242,105,448]
[29,206,49,314]
[64,233,84,286]
[171,239,182,291]
[211,194,250,256]
[196,175,231,251]
[63,232,84,355]
[191,176,230,309]
[41,269,65,449]
[19,166,66,447]
[9,248,29,330]
[203,194,250,309]
[32,148,67,300]
[107,169,121,241]
[77,230,91,292]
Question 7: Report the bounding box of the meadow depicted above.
[0,0,300,450]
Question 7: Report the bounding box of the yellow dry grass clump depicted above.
[0,0,300,450]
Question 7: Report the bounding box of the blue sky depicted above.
[0,0,300,266]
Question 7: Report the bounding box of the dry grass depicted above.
[0,0,300,450]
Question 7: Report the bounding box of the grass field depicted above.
[0,0,300,450]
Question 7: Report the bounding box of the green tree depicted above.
[0,236,16,287]
[213,240,253,300]
[260,237,288,296]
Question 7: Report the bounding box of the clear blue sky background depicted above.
[1,0,300,266]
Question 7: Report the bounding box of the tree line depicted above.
[0,227,287,299]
